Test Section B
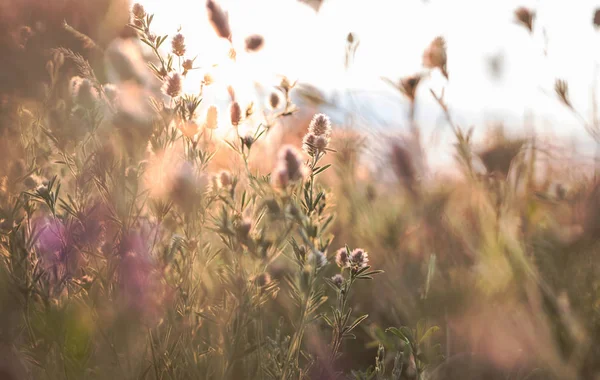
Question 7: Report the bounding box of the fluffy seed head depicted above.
[350,248,369,268]
[279,145,306,182]
[70,77,98,108]
[331,274,344,288]
[302,133,317,156]
[182,59,194,73]
[423,37,447,75]
[309,250,327,269]
[132,3,146,19]
[269,92,281,109]
[219,171,232,187]
[229,101,242,126]
[205,105,219,129]
[335,247,350,268]
[245,34,264,52]
[172,33,186,57]
[515,7,535,32]
[163,72,182,98]
[309,113,332,137]
[206,0,232,41]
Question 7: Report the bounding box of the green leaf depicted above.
[418,326,440,346]
[346,314,369,333]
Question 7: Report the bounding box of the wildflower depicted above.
[206,0,232,41]
[205,105,219,129]
[70,76,98,108]
[350,248,369,269]
[254,272,272,287]
[242,135,255,150]
[555,79,572,108]
[280,76,295,92]
[245,34,264,52]
[235,218,252,240]
[245,102,255,118]
[514,7,535,32]
[219,170,232,187]
[229,101,242,126]
[227,85,236,101]
[163,72,182,98]
[594,9,600,27]
[309,250,328,269]
[171,33,186,57]
[303,133,329,157]
[390,141,417,191]
[132,3,146,19]
[331,274,344,288]
[269,91,281,109]
[308,113,332,137]
[335,247,350,268]
[180,120,200,138]
[399,74,421,102]
[273,145,307,188]
[182,59,194,73]
[423,36,448,78]
[203,73,213,85]
[272,167,290,188]
[302,133,317,156]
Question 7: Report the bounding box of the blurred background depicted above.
[142,0,600,172]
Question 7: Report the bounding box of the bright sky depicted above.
[139,0,600,171]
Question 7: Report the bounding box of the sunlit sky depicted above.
[139,0,600,170]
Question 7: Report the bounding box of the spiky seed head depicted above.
[206,0,232,41]
[172,33,186,57]
[350,248,369,269]
[331,274,344,288]
[205,105,219,129]
[229,101,242,126]
[555,79,571,108]
[245,34,264,52]
[163,72,182,98]
[308,113,332,137]
[335,247,350,268]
